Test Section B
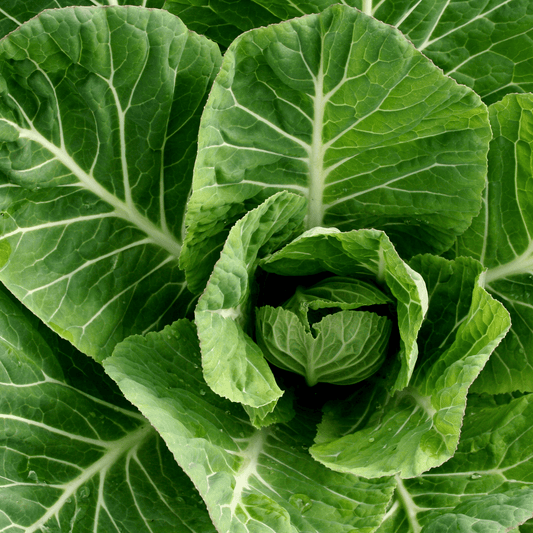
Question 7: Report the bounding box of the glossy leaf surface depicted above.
[105,318,397,533]
[182,4,491,291]
[0,285,213,533]
[0,7,221,360]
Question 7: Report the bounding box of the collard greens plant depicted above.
[0,1,532,532]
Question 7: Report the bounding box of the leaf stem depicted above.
[485,242,533,283]
[307,42,326,230]
[362,0,373,15]
[15,125,183,259]
[394,475,422,533]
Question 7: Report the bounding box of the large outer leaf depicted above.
[0,1,167,38]
[367,0,533,105]
[164,0,533,106]
[0,7,221,360]
[311,256,510,478]
[164,0,279,48]
[376,393,533,533]
[0,285,214,533]
[454,93,533,394]
[104,318,397,533]
[182,4,491,291]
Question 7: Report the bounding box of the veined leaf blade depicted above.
[195,191,306,416]
[454,93,533,393]
[182,4,491,291]
[0,284,213,533]
[0,0,167,38]
[104,318,397,533]
[0,7,222,360]
[376,393,533,533]
[311,256,511,478]
[261,227,428,392]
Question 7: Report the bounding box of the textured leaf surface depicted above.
[366,0,533,105]
[311,256,510,478]
[257,306,392,386]
[165,0,533,106]
[181,4,491,289]
[164,0,278,48]
[376,393,533,533]
[261,227,428,392]
[105,318,397,533]
[454,93,533,394]
[283,276,393,320]
[195,191,306,417]
[0,7,221,360]
[0,0,166,39]
[0,285,214,533]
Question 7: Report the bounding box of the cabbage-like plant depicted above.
[0,2,532,533]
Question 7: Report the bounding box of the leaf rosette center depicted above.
[256,276,393,386]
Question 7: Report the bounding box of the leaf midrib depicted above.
[485,241,533,282]
[25,422,153,533]
[307,47,326,230]
[11,123,183,259]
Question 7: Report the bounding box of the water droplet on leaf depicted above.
[79,486,91,499]
[199,389,206,396]
[470,473,482,480]
[368,437,375,442]
[289,494,313,513]
[27,470,38,482]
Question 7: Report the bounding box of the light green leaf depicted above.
[0,7,222,360]
[376,393,533,533]
[0,285,214,533]
[104,318,397,533]
[256,304,392,387]
[261,227,428,392]
[181,4,491,290]
[311,256,510,478]
[195,191,306,417]
[282,276,392,327]
[453,93,533,394]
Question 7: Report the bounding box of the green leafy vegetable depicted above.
[260,227,428,392]
[163,0,533,105]
[256,276,393,386]
[182,4,491,291]
[453,93,533,394]
[194,191,306,419]
[0,2,532,532]
[0,6,221,360]
[104,318,398,533]
[376,393,533,533]
[311,255,510,478]
[164,0,278,48]
[0,284,213,532]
